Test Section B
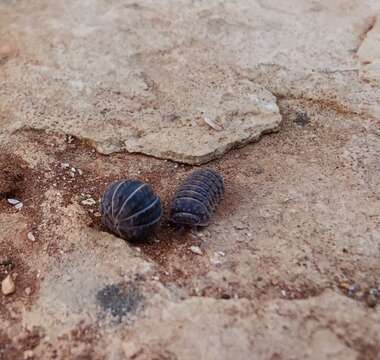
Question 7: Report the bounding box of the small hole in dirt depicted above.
[0,153,37,218]
[0,153,27,200]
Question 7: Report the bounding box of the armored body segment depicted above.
[100,179,161,242]
[170,169,224,227]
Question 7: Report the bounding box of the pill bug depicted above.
[100,179,162,242]
[170,169,224,227]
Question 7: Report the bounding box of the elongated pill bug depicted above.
[100,179,162,242]
[170,169,224,227]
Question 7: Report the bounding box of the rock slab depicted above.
[0,0,281,164]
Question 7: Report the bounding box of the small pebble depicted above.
[202,115,223,131]
[210,251,225,266]
[23,350,34,359]
[27,232,36,242]
[347,284,360,298]
[210,257,222,266]
[339,282,351,291]
[61,163,70,169]
[189,246,203,255]
[77,169,83,176]
[1,274,16,295]
[339,282,359,297]
[24,287,32,296]
[7,198,20,205]
[365,288,379,308]
[15,202,24,210]
[81,198,96,206]
[7,198,24,210]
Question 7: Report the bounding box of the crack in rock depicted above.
[357,15,380,87]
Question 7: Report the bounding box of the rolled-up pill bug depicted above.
[100,179,162,242]
[170,169,224,227]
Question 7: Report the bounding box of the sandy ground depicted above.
[0,1,380,359]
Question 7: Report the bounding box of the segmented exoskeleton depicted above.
[100,180,162,241]
[170,169,224,227]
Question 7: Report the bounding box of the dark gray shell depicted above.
[170,169,224,227]
[100,180,162,242]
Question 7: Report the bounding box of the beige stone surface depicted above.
[122,291,380,360]
[0,1,380,360]
[0,0,281,164]
[1,0,380,163]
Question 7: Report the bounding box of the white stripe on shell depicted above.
[111,181,125,219]
[115,183,148,220]
[118,196,159,223]
[174,196,209,215]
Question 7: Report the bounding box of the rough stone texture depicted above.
[0,1,380,360]
[357,15,380,86]
[123,292,380,360]
[1,1,380,163]
[0,0,281,164]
